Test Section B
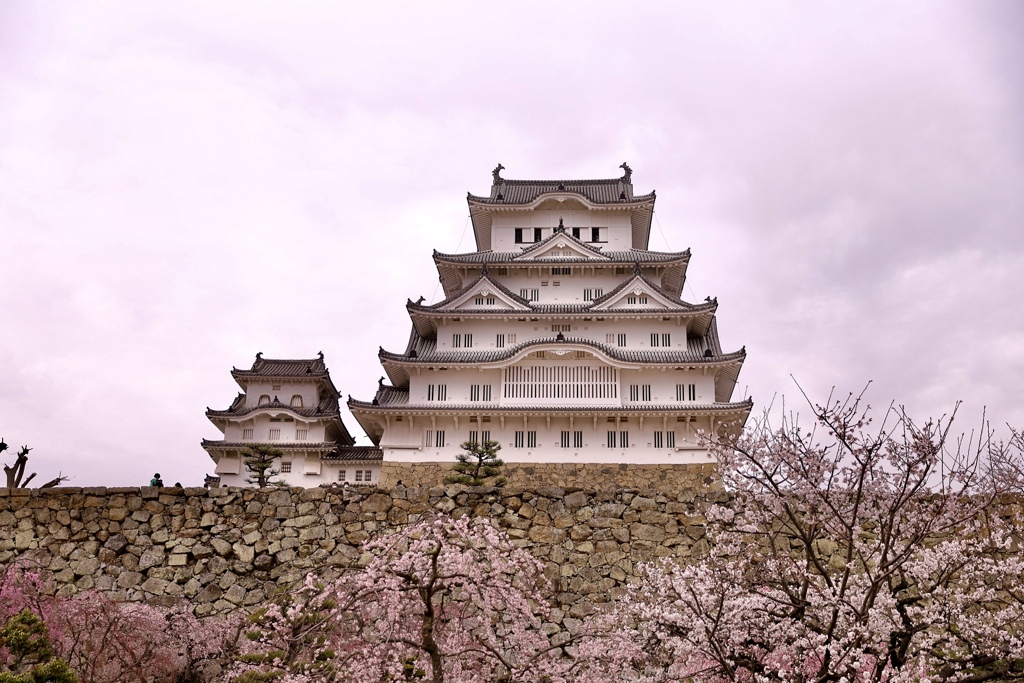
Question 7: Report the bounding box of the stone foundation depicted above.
[0,484,721,618]
[378,461,721,492]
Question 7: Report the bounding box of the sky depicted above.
[1,1,1023,486]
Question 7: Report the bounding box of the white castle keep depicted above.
[346,164,751,487]
[202,354,382,486]
[203,165,750,489]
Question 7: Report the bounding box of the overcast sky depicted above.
[2,1,1022,486]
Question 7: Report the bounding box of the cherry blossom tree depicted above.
[231,515,575,683]
[587,392,1024,683]
[0,565,239,683]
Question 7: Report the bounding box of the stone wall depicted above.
[0,483,720,619]
[378,461,721,491]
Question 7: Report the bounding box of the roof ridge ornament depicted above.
[482,262,489,275]
[620,162,632,182]
[492,163,504,184]
[634,261,642,275]
[555,218,565,233]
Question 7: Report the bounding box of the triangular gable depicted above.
[439,275,530,312]
[589,275,679,311]
[512,230,610,261]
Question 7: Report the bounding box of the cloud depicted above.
[1,1,1021,484]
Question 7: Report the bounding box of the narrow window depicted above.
[242,428,253,440]
[481,430,491,442]
[483,385,491,401]
[295,429,308,441]
[617,333,627,347]
[453,334,461,348]
[527,431,537,448]
[272,383,281,391]
[515,228,524,244]
[487,297,495,305]
[426,430,433,447]
[607,431,617,448]
[269,429,281,440]
[520,288,528,300]
[514,431,525,448]
[572,227,582,239]
[507,333,517,344]
[496,333,505,348]
[642,385,651,401]
[355,470,364,482]
[338,469,346,482]
[574,431,584,448]
[662,333,671,346]
[620,431,630,448]
[651,333,658,347]
[280,461,292,473]
[534,227,543,242]
[363,470,373,483]
[470,384,480,401]
[667,431,676,448]
[427,384,435,401]
[552,324,570,332]
[475,296,484,305]
[258,394,271,406]
[560,431,570,448]
[628,296,638,305]
[438,385,447,401]
[689,384,696,401]
[606,333,616,344]
[654,431,664,448]
[531,289,539,301]
[591,227,600,242]
[630,384,639,401]
[464,333,473,348]
[290,394,303,408]
[435,430,446,448]
[469,430,479,444]
[584,289,593,301]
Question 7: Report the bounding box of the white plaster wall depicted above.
[434,318,692,352]
[383,412,719,465]
[490,210,633,251]
[243,380,320,409]
[406,365,716,408]
[222,414,329,443]
[214,454,380,487]
[471,270,657,305]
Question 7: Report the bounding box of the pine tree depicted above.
[444,439,505,487]
[241,444,285,488]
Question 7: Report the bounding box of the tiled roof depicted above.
[229,353,342,400]
[414,265,704,317]
[207,394,340,419]
[323,447,383,462]
[381,335,744,367]
[409,300,715,317]
[434,248,688,264]
[200,439,341,451]
[348,394,754,415]
[468,168,654,206]
[232,354,328,378]
[414,272,530,312]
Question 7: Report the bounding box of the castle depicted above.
[203,165,750,489]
